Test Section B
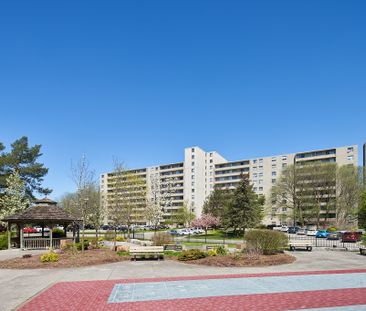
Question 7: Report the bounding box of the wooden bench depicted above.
[289,241,312,251]
[164,244,183,251]
[360,248,366,256]
[130,246,164,261]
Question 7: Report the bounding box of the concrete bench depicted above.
[130,246,164,261]
[360,248,366,256]
[289,241,312,251]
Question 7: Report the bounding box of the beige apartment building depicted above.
[100,144,359,226]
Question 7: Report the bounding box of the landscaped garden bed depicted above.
[0,249,130,269]
[179,252,295,267]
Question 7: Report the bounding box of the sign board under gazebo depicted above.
[2,198,80,250]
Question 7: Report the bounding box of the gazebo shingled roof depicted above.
[2,198,80,224]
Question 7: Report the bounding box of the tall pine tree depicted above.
[223,175,264,234]
[0,136,51,199]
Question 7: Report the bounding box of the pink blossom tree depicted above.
[192,214,220,243]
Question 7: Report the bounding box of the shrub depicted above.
[75,240,90,251]
[178,249,207,261]
[152,232,173,246]
[216,245,227,256]
[362,234,366,246]
[327,227,337,232]
[164,250,181,257]
[117,251,130,256]
[40,251,59,263]
[98,236,104,242]
[207,249,217,257]
[52,228,65,238]
[115,236,126,242]
[245,229,288,255]
[61,243,78,254]
[0,233,8,250]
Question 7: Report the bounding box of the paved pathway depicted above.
[0,249,365,310]
[17,270,366,310]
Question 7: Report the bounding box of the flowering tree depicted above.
[0,170,30,226]
[192,213,220,242]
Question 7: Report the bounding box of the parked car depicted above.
[179,229,191,236]
[22,227,38,233]
[341,231,362,242]
[316,230,329,238]
[327,232,340,240]
[168,229,180,236]
[280,226,289,233]
[288,226,300,234]
[297,228,307,235]
[306,229,317,236]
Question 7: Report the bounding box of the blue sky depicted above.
[0,1,365,199]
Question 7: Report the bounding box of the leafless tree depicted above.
[71,155,94,251]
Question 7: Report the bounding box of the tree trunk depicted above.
[95,228,99,248]
[113,227,117,251]
[81,219,85,252]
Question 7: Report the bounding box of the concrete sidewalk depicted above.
[0,249,365,311]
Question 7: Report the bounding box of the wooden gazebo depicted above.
[2,198,80,250]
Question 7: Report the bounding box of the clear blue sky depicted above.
[0,1,365,199]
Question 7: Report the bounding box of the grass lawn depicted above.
[182,241,237,248]
[189,230,244,241]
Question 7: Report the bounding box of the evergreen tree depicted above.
[0,136,51,199]
[0,171,31,224]
[222,175,264,234]
[203,186,233,219]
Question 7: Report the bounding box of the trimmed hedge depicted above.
[245,229,288,255]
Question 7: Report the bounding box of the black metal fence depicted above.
[288,234,362,249]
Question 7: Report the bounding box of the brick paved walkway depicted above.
[18,269,366,310]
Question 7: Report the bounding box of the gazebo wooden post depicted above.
[49,224,53,249]
[7,222,11,250]
[20,223,24,250]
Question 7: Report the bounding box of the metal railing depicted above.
[23,238,63,250]
[288,234,362,249]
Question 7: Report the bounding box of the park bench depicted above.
[289,240,312,251]
[130,246,164,261]
[360,247,366,256]
[164,244,183,251]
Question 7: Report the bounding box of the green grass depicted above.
[182,241,237,248]
[188,230,244,241]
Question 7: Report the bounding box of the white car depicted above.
[178,229,191,236]
[306,229,317,236]
[297,228,307,235]
[280,226,289,233]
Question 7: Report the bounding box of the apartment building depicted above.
[100,144,359,226]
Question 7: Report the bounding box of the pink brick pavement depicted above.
[18,269,366,311]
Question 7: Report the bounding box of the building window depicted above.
[259,187,263,191]
[192,195,195,200]
[192,162,195,166]
[253,187,257,191]
[192,148,195,152]
[191,155,195,159]
[253,159,257,164]
[259,165,263,170]
[210,152,213,157]
[191,175,195,179]
[272,171,276,176]
[191,168,195,172]
[253,167,257,171]
[192,188,195,193]
[253,173,257,178]
[259,158,263,164]
[282,163,287,168]
[259,172,263,177]
[347,155,354,161]
[272,179,276,184]
[258,179,263,184]
[282,156,287,161]
[347,147,353,153]
[192,182,195,186]
[272,164,276,169]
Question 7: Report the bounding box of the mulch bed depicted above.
[0,249,130,269]
[179,253,296,267]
